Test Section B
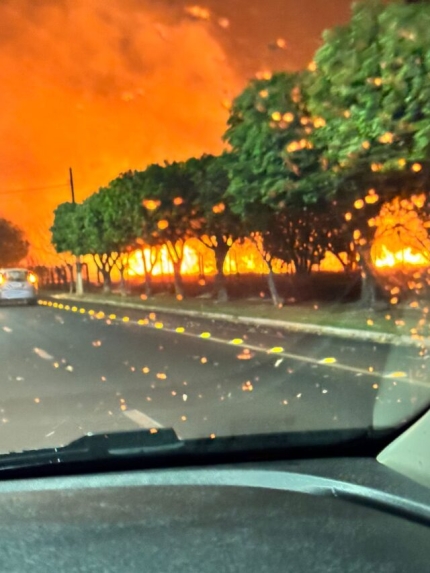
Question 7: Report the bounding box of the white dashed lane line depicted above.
[123,409,163,429]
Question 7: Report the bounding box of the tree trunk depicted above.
[165,241,185,298]
[172,262,184,298]
[102,269,111,294]
[267,266,283,306]
[358,247,378,308]
[141,249,152,297]
[143,273,152,297]
[75,257,84,295]
[213,245,229,302]
[67,264,74,293]
[119,268,126,296]
[331,251,350,272]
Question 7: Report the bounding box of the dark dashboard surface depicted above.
[0,457,428,572]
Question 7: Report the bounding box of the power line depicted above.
[0,183,69,196]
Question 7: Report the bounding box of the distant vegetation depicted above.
[0,218,29,268]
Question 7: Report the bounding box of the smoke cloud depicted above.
[0,0,352,262]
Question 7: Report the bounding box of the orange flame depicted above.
[374,246,428,269]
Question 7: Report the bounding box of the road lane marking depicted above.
[123,409,163,429]
[40,300,429,387]
[139,321,430,387]
[33,347,54,360]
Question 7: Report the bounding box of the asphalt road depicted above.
[0,297,428,453]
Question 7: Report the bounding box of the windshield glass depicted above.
[3,270,28,282]
[0,0,429,454]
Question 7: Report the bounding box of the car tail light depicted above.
[28,273,37,284]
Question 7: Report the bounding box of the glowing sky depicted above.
[0,0,353,261]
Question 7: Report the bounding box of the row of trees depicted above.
[50,155,354,303]
[51,0,430,307]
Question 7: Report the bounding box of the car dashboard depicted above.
[0,456,428,572]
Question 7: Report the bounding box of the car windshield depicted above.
[4,270,28,282]
[0,0,429,456]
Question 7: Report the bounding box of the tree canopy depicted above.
[308,0,430,176]
[0,219,29,267]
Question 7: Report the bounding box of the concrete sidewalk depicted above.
[42,291,430,349]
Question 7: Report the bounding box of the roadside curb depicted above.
[45,292,430,349]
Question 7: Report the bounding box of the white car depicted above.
[0,268,38,305]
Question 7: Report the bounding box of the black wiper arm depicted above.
[0,426,402,478]
[0,428,183,470]
[71,427,182,456]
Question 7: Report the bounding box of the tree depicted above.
[309,0,430,168]
[138,161,200,297]
[0,219,29,267]
[188,153,243,301]
[95,172,145,295]
[103,170,160,297]
[51,202,86,256]
[81,181,141,294]
[223,72,337,304]
[306,0,430,306]
[51,202,89,293]
[51,202,91,293]
[224,71,332,209]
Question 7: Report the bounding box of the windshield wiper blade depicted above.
[0,428,183,470]
[0,426,401,477]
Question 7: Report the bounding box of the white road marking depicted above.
[33,347,54,361]
[123,409,163,429]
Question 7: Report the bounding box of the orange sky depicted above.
[0,0,353,263]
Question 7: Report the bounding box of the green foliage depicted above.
[0,219,29,267]
[189,153,243,247]
[309,0,430,170]
[51,202,87,257]
[222,72,346,273]
[301,0,430,302]
[139,161,200,253]
[83,172,141,256]
[224,72,332,209]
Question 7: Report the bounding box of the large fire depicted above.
[374,246,428,268]
[126,243,429,278]
[126,241,350,278]
[124,196,430,279]
[126,238,287,277]
[371,195,429,270]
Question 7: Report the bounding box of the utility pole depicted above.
[69,167,83,295]
[69,167,75,204]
